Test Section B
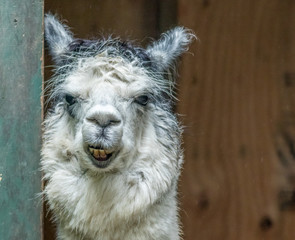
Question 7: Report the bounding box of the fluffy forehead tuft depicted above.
[68,38,153,69]
[63,53,157,95]
[50,36,154,76]
[75,51,150,80]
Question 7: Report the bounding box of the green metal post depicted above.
[0,0,43,239]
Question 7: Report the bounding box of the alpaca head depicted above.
[44,14,194,172]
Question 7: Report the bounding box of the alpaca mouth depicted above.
[88,146,113,162]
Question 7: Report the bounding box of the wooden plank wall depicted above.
[178,0,295,239]
[44,0,295,239]
[0,0,43,239]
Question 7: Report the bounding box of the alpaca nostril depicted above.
[99,119,121,128]
[109,119,121,126]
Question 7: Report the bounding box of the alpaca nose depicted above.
[85,105,122,128]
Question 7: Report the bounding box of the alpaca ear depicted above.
[44,14,73,64]
[146,27,195,72]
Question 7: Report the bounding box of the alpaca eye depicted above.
[134,95,149,106]
[65,94,76,106]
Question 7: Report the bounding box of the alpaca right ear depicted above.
[146,27,195,72]
[44,14,73,64]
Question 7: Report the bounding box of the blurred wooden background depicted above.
[44,0,295,239]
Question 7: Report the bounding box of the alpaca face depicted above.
[44,14,194,173]
[59,55,156,170]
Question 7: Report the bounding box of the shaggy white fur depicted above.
[42,14,194,240]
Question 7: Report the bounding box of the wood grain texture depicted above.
[177,0,295,239]
[0,0,43,239]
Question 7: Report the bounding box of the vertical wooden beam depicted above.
[0,0,43,239]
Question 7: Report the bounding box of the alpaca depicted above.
[42,14,194,240]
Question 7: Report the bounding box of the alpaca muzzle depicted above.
[82,104,123,168]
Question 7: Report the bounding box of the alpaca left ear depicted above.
[44,14,74,64]
[146,27,195,72]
